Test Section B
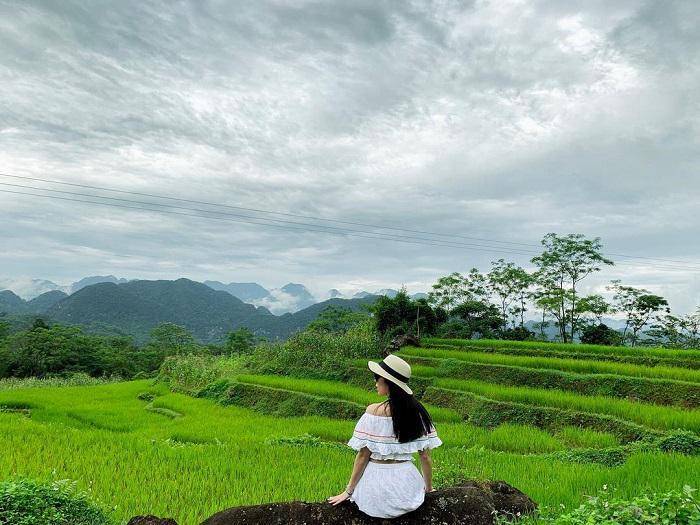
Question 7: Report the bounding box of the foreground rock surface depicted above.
[127,517,177,525]
[201,480,536,525]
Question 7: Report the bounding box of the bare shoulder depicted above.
[366,402,391,416]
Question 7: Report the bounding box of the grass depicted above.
[0,380,696,525]
[432,377,700,433]
[2,334,700,524]
[234,374,461,423]
[424,337,700,361]
[398,346,700,383]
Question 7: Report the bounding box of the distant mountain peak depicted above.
[70,275,128,294]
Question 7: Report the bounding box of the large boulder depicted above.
[201,480,536,525]
[127,517,178,525]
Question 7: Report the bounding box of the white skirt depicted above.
[349,461,426,518]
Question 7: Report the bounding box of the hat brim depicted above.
[368,360,413,395]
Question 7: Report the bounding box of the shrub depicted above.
[246,320,382,381]
[553,485,700,524]
[499,327,536,341]
[497,486,700,524]
[581,323,623,346]
[657,429,700,455]
[158,354,246,394]
[0,478,113,525]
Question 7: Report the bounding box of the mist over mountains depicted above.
[0,278,381,343]
[0,275,426,315]
[0,275,428,344]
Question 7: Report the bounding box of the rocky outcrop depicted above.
[384,334,421,355]
[200,480,536,525]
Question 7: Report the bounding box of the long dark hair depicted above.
[374,373,434,443]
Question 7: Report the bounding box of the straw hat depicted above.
[368,354,413,395]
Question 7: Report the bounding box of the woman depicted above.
[327,354,442,518]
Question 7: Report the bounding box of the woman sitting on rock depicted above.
[327,354,442,518]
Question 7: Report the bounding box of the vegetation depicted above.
[0,478,113,525]
[1,234,699,523]
[422,233,700,348]
[1,378,698,524]
[500,485,700,525]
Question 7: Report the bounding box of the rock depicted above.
[384,334,421,355]
[127,516,178,525]
[200,480,537,525]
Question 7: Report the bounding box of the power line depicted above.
[0,183,542,256]
[0,188,546,256]
[3,171,698,268]
[0,172,538,248]
[1,172,698,271]
[2,186,699,273]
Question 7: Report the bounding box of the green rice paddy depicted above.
[1,338,698,524]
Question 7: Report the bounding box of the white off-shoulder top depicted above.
[347,412,443,460]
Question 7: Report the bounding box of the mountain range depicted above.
[0,278,379,344]
[1,276,426,315]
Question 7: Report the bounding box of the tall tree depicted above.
[225,327,257,356]
[427,272,468,315]
[608,280,670,346]
[577,294,614,326]
[531,233,614,343]
[148,322,198,355]
[487,259,531,331]
[307,306,370,333]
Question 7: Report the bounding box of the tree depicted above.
[683,307,700,349]
[608,280,669,346]
[373,287,440,337]
[0,320,9,340]
[645,313,684,348]
[226,327,256,356]
[578,294,613,324]
[427,272,468,315]
[533,287,572,342]
[646,307,700,349]
[307,306,370,333]
[148,323,198,355]
[464,268,490,302]
[580,323,623,346]
[487,259,522,332]
[531,233,614,343]
[450,300,502,339]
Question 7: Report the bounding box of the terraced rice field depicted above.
[1,338,699,524]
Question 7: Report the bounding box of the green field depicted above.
[1,338,699,524]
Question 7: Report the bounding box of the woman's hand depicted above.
[327,490,350,506]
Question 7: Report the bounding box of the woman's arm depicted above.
[327,447,371,505]
[418,448,434,492]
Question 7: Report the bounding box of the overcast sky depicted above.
[1,0,699,312]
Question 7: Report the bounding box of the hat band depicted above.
[379,361,409,384]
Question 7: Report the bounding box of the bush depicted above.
[498,486,700,524]
[0,323,162,380]
[499,327,535,341]
[581,323,623,346]
[158,354,246,394]
[657,429,700,455]
[0,478,113,525]
[436,319,475,339]
[550,485,700,524]
[246,320,382,381]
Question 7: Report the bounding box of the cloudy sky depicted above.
[1,0,699,312]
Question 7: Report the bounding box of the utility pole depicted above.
[416,304,420,339]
